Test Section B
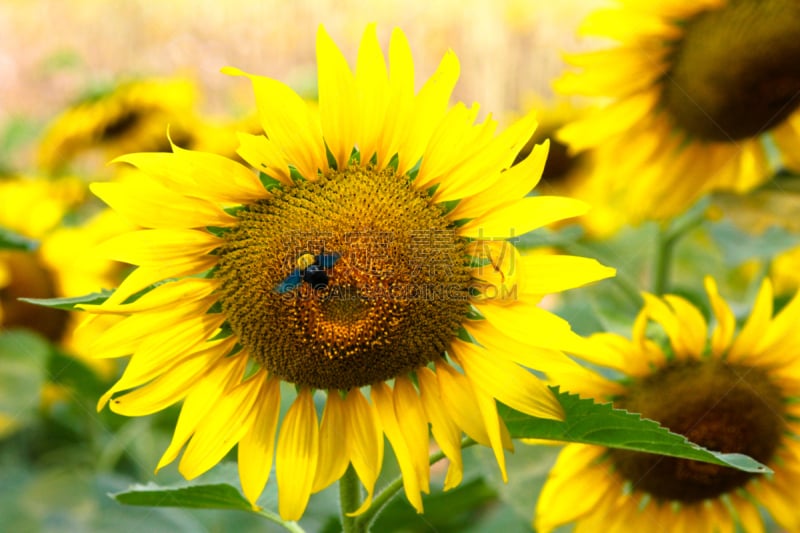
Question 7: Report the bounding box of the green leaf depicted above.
[18,290,114,311]
[0,227,38,251]
[708,218,800,265]
[500,387,770,474]
[112,483,254,512]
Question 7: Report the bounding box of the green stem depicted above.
[652,206,708,295]
[254,509,306,533]
[340,465,364,533]
[652,223,674,296]
[355,438,476,531]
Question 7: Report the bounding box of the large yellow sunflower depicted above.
[80,25,614,520]
[555,0,800,220]
[535,277,800,532]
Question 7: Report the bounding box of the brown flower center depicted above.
[215,166,472,390]
[0,251,69,341]
[662,0,800,141]
[608,358,784,503]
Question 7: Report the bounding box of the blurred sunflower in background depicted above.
[510,98,627,238]
[535,277,800,532]
[80,24,614,520]
[36,75,264,176]
[0,177,133,418]
[555,0,800,220]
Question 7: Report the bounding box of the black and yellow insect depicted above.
[276,252,341,293]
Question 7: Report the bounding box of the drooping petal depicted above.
[344,388,383,515]
[312,391,350,493]
[238,376,281,507]
[434,360,492,448]
[179,369,265,479]
[417,367,464,490]
[276,388,320,520]
[371,381,424,513]
[393,376,431,493]
[157,353,248,471]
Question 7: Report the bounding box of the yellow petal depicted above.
[103,257,218,306]
[704,276,736,355]
[312,391,350,493]
[458,196,588,239]
[239,376,281,507]
[451,140,547,221]
[729,279,774,362]
[156,354,248,471]
[114,146,266,204]
[414,103,484,190]
[344,388,383,515]
[317,25,357,170]
[579,8,682,42]
[395,50,459,176]
[556,91,659,153]
[535,444,608,533]
[434,360,492,447]
[375,28,415,170]
[520,254,615,295]
[451,340,563,421]
[93,228,221,268]
[222,67,326,180]
[371,381,424,513]
[179,369,265,479]
[417,367,464,490]
[663,294,707,356]
[354,23,389,165]
[463,370,510,482]
[235,132,292,186]
[109,338,232,416]
[276,388,319,520]
[475,300,588,353]
[393,376,431,493]
[91,180,236,229]
[82,277,218,315]
[98,315,224,409]
[431,110,538,203]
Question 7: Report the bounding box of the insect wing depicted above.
[316,252,341,269]
[276,269,303,294]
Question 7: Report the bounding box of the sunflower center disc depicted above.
[608,359,784,503]
[662,0,800,141]
[0,250,69,341]
[216,166,471,390]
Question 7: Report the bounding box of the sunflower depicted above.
[535,277,800,532]
[80,25,614,520]
[0,176,85,340]
[37,77,198,172]
[511,98,627,238]
[555,0,800,220]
